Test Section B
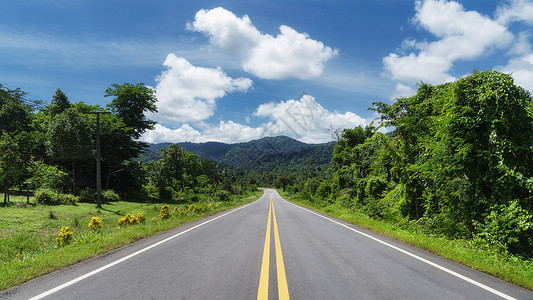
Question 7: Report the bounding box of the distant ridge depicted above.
[140,136,335,172]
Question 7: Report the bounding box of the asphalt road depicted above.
[2,189,532,299]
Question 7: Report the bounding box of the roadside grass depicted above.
[279,191,533,291]
[0,190,263,291]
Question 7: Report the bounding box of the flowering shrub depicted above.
[88,217,102,232]
[56,226,73,247]
[152,217,157,223]
[137,212,146,224]
[159,205,170,219]
[117,214,138,228]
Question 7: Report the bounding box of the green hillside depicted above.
[140,136,335,173]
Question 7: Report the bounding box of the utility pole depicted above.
[84,111,110,209]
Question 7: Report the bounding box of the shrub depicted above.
[78,188,96,203]
[56,226,73,247]
[215,190,231,202]
[136,212,146,224]
[102,189,120,202]
[117,214,138,228]
[60,194,79,205]
[36,189,77,205]
[88,217,102,232]
[159,205,170,219]
[36,189,60,205]
[476,201,533,257]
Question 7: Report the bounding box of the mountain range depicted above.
[140,136,335,173]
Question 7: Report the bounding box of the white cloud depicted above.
[243,25,337,79]
[254,95,369,143]
[188,7,337,80]
[496,0,533,25]
[141,94,371,144]
[141,124,202,144]
[151,53,253,123]
[187,7,261,55]
[390,83,416,100]
[383,0,512,84]
[498,53,533,91]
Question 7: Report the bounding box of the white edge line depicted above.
[29,199,261,300]
[282,197,516,300]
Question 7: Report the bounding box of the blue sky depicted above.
[1,0,532,143]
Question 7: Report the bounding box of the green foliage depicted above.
[101,189,120,202]
[48,88,71,116]
[26,160,69,190]
[35,189,78,205]
[105,83,157,139]
[215,190,231,202]
[476,201,533,257]
[78,188,96,203]
[373,71,533,229]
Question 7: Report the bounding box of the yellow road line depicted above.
[272,198,290,300]
[257,193,290,300]
[257,196,272,300]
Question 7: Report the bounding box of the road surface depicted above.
[2,189,532,299]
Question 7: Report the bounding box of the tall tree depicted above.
[105,83,157,139]
[0,131,24,204]
[46,108,92,192]
[48,88,71,116]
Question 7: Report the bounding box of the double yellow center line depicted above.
[257,193,290,300]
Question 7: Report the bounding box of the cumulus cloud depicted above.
[187,7,261,55]
[390,83,416,101]
[498,53,533,91]
[141,95,371,144]
[383,0,512,84]
[152,53,253,123]
[254,95,370,143]
[188,7,337,79]
[496,0,533,25]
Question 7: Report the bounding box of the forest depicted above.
[0,82,254,208]
[274,70,533,259]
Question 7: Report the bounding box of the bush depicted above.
[88,217,102,232]
[102,189,120,202]
[137,212,146,224]
[60,194,79,205]
[475,201,533,257]
[36,189,60,205]
[159,205,170,219]
[56,226,73,247]
[117,214,138,228]
[35,189,78,205]
[78,188,96,203]
[215,190,232,202]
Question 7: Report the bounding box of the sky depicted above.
[1,0,533,144]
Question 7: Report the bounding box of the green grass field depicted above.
[280,191,533,291]
[0,190,263,291]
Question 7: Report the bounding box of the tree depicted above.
[373,71,533,227]
[105,83,157,139]
[0,131,24,204]
[46,108,92,192]
[0,84,32,134]
[48,88,71,116]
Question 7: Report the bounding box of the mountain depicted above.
[139,136,335,173]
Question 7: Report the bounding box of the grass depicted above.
[0,190,263,291]
[279,190,533,291]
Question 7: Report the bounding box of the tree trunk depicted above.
[72,160,76,194]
